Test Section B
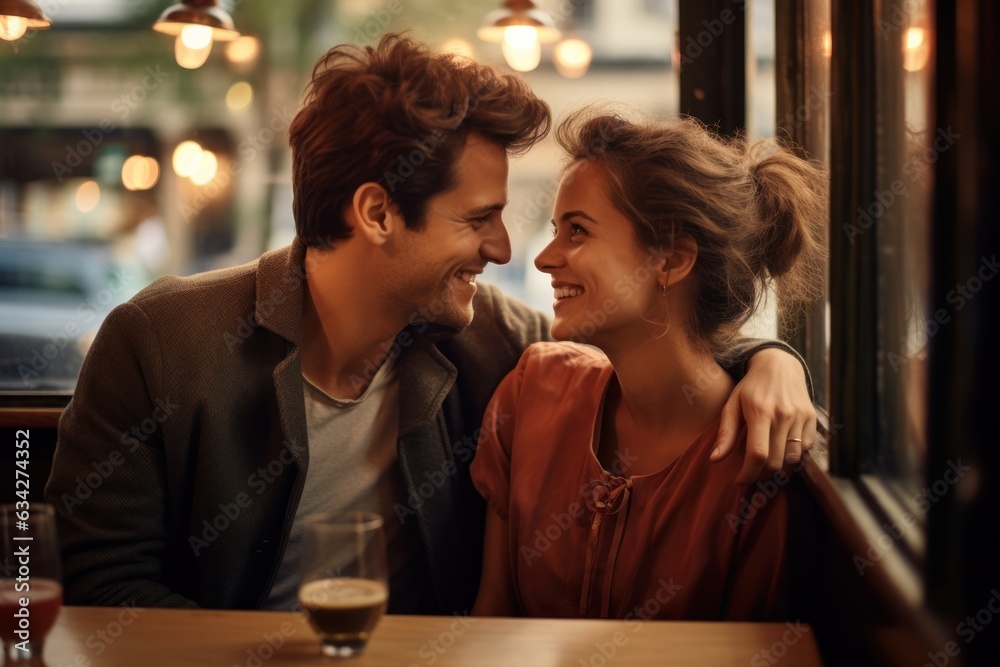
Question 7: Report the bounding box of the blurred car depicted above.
[0,239,142,393]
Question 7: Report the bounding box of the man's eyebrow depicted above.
[464,201,508,216]
[561,210,598,224]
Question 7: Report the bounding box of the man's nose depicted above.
[482,216,512,265]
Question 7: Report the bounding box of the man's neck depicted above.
[299,245,405,400]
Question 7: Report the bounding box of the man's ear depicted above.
[659,235,699,289]
[349,182,404,246]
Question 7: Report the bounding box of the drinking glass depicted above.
[298,511,388,659]
[0,503,62,662]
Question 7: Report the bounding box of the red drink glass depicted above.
[1,504,62,662]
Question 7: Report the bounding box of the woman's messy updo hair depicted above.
[556,109,827,353]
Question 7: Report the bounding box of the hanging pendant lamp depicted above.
[0,0,51,42]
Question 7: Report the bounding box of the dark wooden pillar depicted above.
[678,0,746,134]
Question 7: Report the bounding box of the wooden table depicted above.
[30,606,823,666]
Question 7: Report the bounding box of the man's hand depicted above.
[710,348,817,485]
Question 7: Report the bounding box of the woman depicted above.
[470,111,826,620]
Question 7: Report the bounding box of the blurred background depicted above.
[0,0,784,392]
[6,4,998,665]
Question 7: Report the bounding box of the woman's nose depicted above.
[534,237,564,273]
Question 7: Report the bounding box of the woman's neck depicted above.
[599,329,735,437]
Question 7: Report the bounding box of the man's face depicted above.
[390,133,511,330]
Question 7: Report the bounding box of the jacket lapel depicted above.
[272,348,308,467]
[252,240,310,605]
[398,337,458,437]
[396,336,463,610]
[254,238,309,466]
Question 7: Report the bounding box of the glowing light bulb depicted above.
[503,26,538,51]
[175,34,212,69]
[173,141,204,178]
[180,24,213,50]
[501,26,541,72]
[553,39,592,78]
[0,15,28,41]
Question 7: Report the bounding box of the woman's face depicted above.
[534,161,667,345]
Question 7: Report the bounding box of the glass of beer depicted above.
[0,503,62,663]
[298,511,388,659]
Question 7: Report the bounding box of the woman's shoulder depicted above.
[503,342,611,402]
[519,341,611,374]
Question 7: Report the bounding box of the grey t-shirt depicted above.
[261,356,433,611]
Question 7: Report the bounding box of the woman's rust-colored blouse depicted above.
[471,342,804,621]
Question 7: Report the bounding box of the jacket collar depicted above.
[254,236,308,344]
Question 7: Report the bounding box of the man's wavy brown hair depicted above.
[289,33,551,247]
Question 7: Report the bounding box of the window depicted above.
[793,0,934,602]
[819,0,932,494]
[0,3,284,396]
[871,0,933,491]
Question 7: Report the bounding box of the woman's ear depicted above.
[348,182,404,246]
[659,235,699,289]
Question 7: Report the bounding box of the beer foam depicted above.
[299,578,387,608]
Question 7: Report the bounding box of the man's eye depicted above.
[471,215,491,224]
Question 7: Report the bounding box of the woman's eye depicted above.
[550,222,587,238]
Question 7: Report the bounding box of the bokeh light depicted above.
[172,141,204,178]
[190,150,218,185]
[553,39,593,78]
[225,36,260,64]
[226,82,254,111]
[75,181,101,213]
[122,156,160,191]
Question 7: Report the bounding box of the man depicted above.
[44,34,817,613]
